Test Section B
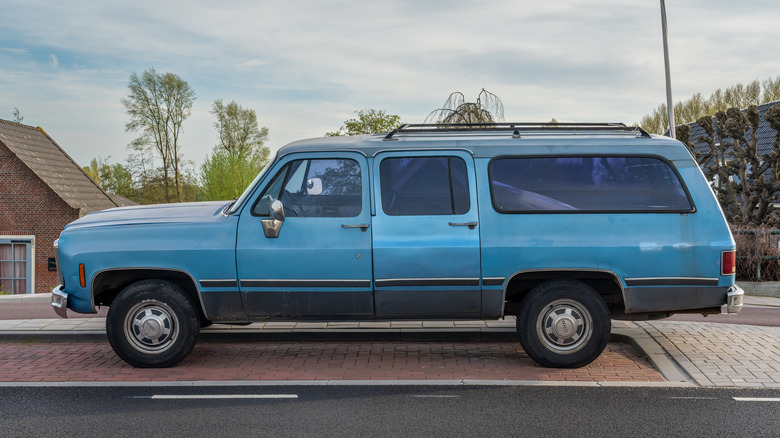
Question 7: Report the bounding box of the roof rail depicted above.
[383,122,651,140]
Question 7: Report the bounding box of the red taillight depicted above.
[721,250,736,276]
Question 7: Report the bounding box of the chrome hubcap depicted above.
[536,299,593,354]
[124,301,179,354]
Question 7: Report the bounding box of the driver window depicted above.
[252,158,362,217]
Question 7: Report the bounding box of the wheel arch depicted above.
[91,268,210,322]
[502,269,626,316]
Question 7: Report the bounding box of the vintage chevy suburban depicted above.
[51,123,744,368]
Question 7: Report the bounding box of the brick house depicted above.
[0,119,119,294]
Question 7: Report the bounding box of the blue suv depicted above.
[51,123,743,368]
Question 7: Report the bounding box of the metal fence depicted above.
[733,229,780,281]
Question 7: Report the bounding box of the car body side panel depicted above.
[55,133,737,322]
[475,154,736,315]
[57,202,242,319]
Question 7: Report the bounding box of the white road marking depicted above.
[668,397,718,400]
[412,395,461,398]
[732,397,780,402]
[149,394,298,400]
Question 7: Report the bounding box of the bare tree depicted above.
[696,104,780,225]
[425,88,504,124]
[12,108,23,123]
[122,68,195,202]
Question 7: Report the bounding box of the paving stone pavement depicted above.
[0,341,663,383]
[636,321,780,388]
[1,294,779,386]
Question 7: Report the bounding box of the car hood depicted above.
[64,201,233,230]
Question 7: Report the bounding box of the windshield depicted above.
[227,156,275,215]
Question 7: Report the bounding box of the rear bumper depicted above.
[623,284,742,314]
[51,285,68,318]
[726,285,744,314]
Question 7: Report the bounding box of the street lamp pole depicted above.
[660,0,675,138]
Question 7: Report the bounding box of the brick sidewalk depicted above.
[0,341,663,383]
[637,321,780,388]
[2,295,779,386]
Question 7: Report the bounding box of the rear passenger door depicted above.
[371,151,482,318]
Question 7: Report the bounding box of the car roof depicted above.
[277,124,693,161]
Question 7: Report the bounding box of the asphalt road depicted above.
[1,385,778,437]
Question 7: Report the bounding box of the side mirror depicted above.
[269,197,285,222]
[261,196,285,238]
[306,177,323,195]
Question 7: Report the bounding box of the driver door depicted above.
[236,152,373,318]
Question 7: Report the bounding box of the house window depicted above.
[0,236,34,295]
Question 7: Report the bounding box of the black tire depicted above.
[516,280,610,368]
[106,280,199,368]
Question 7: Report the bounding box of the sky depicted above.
[1,0,779,172]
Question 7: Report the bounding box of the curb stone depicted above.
[0,326,638,345]
[609,326,691,383]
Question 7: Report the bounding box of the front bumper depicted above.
[51,285,68,318]
[726,285,744,314]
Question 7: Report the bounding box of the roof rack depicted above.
[383,122,651,140]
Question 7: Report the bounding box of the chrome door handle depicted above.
[342,224,370,231]
[449,222,478,230]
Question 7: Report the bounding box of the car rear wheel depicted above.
[106,280,199,368]
[516,279,610,368]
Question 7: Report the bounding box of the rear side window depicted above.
[490,156,693,213]
[380,156,470,215]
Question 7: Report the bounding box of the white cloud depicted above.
[235,59,272,71]
[50,54,58,68]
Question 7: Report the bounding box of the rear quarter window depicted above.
[489,156,694,213]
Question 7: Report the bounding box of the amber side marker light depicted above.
[79,264,86,288]
[721,250,736,276]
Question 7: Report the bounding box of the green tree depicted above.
[211,100,270,156]
[83,157,138,200]
[124,150,200,205]
[122,68,196,203]
[326,109,402,136]
[425,88,504,124]
[82,157,104,184]
[200,148,265,201]
[201,101,271,201]
[640,76,780,135]
[763,76,780,103]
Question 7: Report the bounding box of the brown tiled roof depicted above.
[0,119,118,214]
[109,194,138,207]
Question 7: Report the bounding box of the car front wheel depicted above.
[516,279,610,368]
[106,280,199,368]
